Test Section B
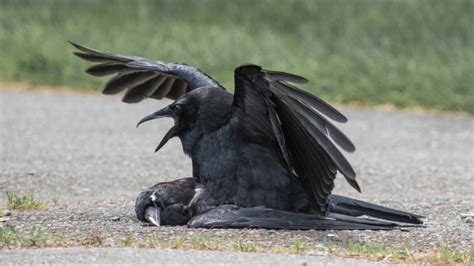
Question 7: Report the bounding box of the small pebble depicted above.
[459,213,473,218]
[111,216,120,221]
[459,213,474,224]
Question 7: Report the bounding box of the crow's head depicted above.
[135,190,192,227]
[137,86,232,153]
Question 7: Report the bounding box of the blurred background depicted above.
[0,0,473,113]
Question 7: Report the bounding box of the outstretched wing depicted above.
[70,42,224,103]
[232,64,358,214]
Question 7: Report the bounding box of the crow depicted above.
[71,42,423,230]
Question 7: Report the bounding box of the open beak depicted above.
[136,105,178,152]
[136,106,173,128]
[144,206,161,227]
[155,126,177,152]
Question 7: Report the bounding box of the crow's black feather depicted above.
[70,41,222,101]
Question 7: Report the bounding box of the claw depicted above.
[144,206,161,227]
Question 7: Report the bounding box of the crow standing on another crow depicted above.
[71,42,423,230]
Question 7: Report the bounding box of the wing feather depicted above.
[151,78,175,100]
[232,64,359,213]
[86,63,128,77]
[276,98,336,210]
[276,81,348,123]
[167,79,188,100]
[73,52,126,63]
[261,69,308,84]
[276,91,355,152]
[103,72,158,95]
[123,75,165,103]
[71,41,223,102]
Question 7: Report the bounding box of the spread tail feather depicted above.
[328,195,424,224]
[188,205,402,230]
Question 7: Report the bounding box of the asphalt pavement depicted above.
[0,88,472,264]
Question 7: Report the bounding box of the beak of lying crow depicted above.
[144,206,161,227]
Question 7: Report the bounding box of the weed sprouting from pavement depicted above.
[171,234,225,250]
[270,246,288,253]
[322,242,337,254]
[6,192,46,210]
[190,234,208,249]
[342,241,473,264]
[0,227,16,246]
[169,238,185,249]
[232,241,258,252]
[329,242,338,253]
[21,226,48,247]
[55,234,70,246]
[81,233,103,246]
[344,241,413,261]
[346,241,405,260]
[0,226,48,247]
[436,246,473,264]
[139,235,158,248]
[290,240,307,254]
[119,234,134,247]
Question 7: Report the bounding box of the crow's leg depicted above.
[135,177,199,226]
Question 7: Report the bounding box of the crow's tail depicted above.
[328,195,424,224]
[188,205,407,230]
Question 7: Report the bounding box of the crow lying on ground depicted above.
[71,42,423,230]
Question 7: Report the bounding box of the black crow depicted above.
[71,42,423,230]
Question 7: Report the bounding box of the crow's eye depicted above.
[173,104,182,114]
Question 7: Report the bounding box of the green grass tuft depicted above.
[437,246,474,264]
[81,233,103,246]
[138,235,158,248]
[190,235,208,249]
[344,241,473,264]
[0,0,473,113]
[0,227,16,246]
[232,241,259,252]
[119,234,134,247]
[169,238,185,249]
[0,226,48,247]
[6,192,47,210]
[290,240,307,254]
[346,241,412,261]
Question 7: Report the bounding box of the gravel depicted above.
[1,89,473,258]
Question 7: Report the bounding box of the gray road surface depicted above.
[0,248,381,266]
[0,89,473,263]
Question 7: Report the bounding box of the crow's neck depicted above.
[179,127,204,157]
[179,112,230,156]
